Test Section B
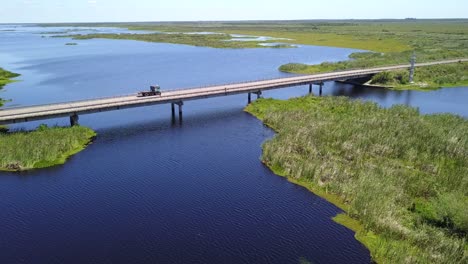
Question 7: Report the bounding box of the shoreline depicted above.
[245,107,380,262]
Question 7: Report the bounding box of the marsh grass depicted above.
[369,63,468,89]
[0,67,20,107]
[0,125,96,171]
[246,96,468,263]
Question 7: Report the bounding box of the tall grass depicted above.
[246,96,468,263]
[0,125,96,171]
[370,63,468,89]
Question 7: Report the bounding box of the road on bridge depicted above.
[0,59,466,125]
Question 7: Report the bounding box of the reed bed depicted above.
[0,125,96,171]
[246,96,467,263]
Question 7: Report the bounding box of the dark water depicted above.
[0,25,467,264]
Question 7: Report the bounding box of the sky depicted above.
[1,0,467,23]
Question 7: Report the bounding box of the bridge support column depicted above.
[171,103,175,121]
[319,82,324,96]
[176,101,183,122]
[70,114,79,126]
[254,91,262,99]
[248,93,251,104]
[309,84,313,94]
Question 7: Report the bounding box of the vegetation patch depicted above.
[0,125,96,171]
[245,96,468,263]
[55,32,292,49]
[369,63,468,90]
[0,67,19,89]
[0,67,20,107]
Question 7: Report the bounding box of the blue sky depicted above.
[1,0,467,23]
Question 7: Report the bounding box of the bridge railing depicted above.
[1,59,465,111]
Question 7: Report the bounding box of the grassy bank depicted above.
[0,67,20,107]
[56,32,294,49]
[245,96,467,263]
[0,125,96,171]
[368,63,468,90]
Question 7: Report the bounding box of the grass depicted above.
[245,96,468,263]
[0,67,20,107]
[368,63,468,90]
[0,125,96,171]
[55,32,295,49]
[0,67,19,89]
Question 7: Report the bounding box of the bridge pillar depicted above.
[309,84,313,94]
[70,114,79,126]
[254,91,262,99]
[248,93,251,104]
[176,101,183,122]
[171,103,175,121]
[319,82,324,96]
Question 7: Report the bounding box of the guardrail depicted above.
[0,59,466,124]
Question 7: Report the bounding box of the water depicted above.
[0,25,467,264]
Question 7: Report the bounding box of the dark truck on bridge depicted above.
[138,85,161,97]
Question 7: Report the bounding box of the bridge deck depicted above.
[0,59,466,125]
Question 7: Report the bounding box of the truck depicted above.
[137,85,161,97]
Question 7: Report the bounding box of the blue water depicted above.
[0,25,467,264]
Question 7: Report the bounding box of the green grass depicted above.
[369,62,468,90]
[0,125,96,171]
[0,67,19,88]
[55,32,294,49]
[245,96,468,263]
[0,67,20,107]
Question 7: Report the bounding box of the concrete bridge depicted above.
[0,59,466,126]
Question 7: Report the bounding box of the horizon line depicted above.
[2,17,468,25]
